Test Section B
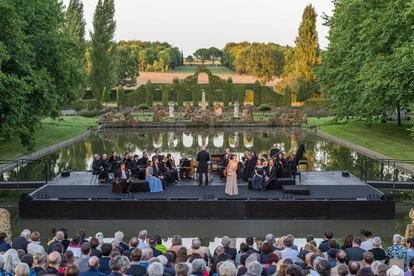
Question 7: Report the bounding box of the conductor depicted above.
[196,146,210,186]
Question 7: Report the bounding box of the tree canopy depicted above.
[222,42,286,83]
[0,0,86,149]
[316,0,414,125]
[118,40,182,72]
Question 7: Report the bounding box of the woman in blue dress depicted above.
[145,161,164,192]
[251,159,265,191]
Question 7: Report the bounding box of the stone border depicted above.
[314,129,414,175]
[0,130,93,175]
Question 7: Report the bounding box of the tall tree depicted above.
[294,4,320,100]
[65,0,87,100]
[194,48,210,64]
[117,47,138,86]
[208,47,222,65]
[317,0,414,128]
[89,0,118,102]
[0,0,84,149]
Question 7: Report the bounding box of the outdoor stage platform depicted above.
[19,171,395,219]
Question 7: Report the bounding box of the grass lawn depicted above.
[308,118,414,160]
[173,65,234,74]
[0,116,97,160]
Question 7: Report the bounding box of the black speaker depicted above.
[61,171,70,177]
[342,171,350,177]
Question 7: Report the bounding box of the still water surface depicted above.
[2,128,413,241]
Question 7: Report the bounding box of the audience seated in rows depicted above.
[0,228,412,276]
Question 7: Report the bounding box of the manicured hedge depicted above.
[121,69,290,107]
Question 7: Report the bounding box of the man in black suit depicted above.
[264,159,278,189]
[196,146,210,186]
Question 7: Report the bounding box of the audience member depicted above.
[38,251,63,276]
[0,232,12,252]
[345,238,366,262]
[319,231,336,252]
[12,230,31,253]
[369,237,386,262]
[386,235,407,264]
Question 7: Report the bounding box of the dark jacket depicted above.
[196,150,210,169]
[99,257,111,275]
[38,267,64,276]
[345,247,366,261]
[224,246,237,260]
[80,268,105,276]
[0,240,11,252]
[265,165,277,182]
[47,240,62,254]
[92,159,102,174]
[90,247,102,258]
[12,237,29,252]
[127,264,147,276]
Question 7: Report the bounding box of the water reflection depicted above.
[1,128,413,182]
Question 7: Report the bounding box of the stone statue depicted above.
[168,102,175,118]
[0,208,12,241]
[234,101,240,118]
[405,208,414,239]
[201,90,207,111]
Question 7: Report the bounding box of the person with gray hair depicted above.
[15,263,30,276]
[147,262,164,276]
[245,253,260,266]
[3,249,20,274]
[109,255,129,275]
[371,260,383,275]
[385,234,407,261]
[38,251,61,276]
[336,264,349,276]
[265,233,275,244]
[138,230,148,250]
[218,260,236,276]
[247,261,262,276]
[12,229,31,252]
[221,236,237,260]
[113,231,128,251]
[47,231,64,254]
[191,258,206,275]
[369,237,386,262]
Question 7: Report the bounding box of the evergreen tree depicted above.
[89,0,118,102]
[294,4,320,99]
[65,0,87,100]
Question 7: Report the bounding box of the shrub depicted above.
[258,104,272,111]
[138,103,150,110]
[172,77,180,83]
[227,77,233,83]
[86,100,101,110]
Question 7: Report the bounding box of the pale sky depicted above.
[62,0,334,55]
